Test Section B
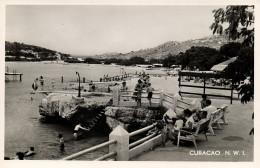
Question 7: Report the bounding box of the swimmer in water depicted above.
[24,147,35,157]
[73,123,90,140]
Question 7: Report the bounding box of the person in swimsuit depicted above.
[58,133,65,150]
[73,123,90,140]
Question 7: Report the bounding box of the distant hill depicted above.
[90,35,242,60]
[5,34,242,62]
[5,41,70,61]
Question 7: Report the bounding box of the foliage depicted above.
[149,58,162,64]
[5,41,70,61]
[180,46,225,71]
[129,56,145,65]
[211,5,254,104]
[210,5,254,47]
[219,42,242,58]
[84,57,101,64]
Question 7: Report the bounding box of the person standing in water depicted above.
[32,79,38,91]
[73,123,90,140]
[58,133,65,150]
[146,83,154,105]
[51,78,55,90]
[39,76,44,89]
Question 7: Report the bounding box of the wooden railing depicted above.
[61,123,160,161]
[61,139,117,160]
[113,88,162,107]
[100,74,130,82]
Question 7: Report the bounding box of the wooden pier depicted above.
[5,72,23,81]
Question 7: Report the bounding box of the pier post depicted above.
[160,92,164,106]
[61,76,63,83]
[20,74,22,81]
[100,78,102,82]
[113,87,120,106]
[83,77,85,83]
[109,125,129,161]
[173,93,181,109]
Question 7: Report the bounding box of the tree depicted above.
[219,42,242,58]
[210,5,254,104]
[129,56,145,65]
[180,46,225,71]
[210,5,254,47]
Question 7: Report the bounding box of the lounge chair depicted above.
[177,119,210,148]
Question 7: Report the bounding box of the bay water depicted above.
[4,62,166,160]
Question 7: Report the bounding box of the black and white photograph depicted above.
[1,0,258,167]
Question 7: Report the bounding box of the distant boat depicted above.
[42,60,65,64]
[146,65,153,70]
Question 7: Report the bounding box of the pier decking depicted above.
[5,72,23,81]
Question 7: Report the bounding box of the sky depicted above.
[6,5,226,56]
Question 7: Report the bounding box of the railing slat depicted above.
[93,151,117,161]
[163,99,173,104]
[177,99,191,105]
[176,105,186,109]
[61,139,117,160]
[129,133,157,148]
[129,123,156,137]
[163,93,174,99]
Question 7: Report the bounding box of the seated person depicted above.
[182,109,195,132]
[200,99,217,119]
[200,94,207,109]
[171,109,195,144]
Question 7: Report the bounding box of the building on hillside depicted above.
[152,64,163,67]
[210,57,237,73]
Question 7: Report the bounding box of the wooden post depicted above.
[113,87,120,106]
[61,76,63,83]
[109,125,129,161]
[173,93,181,109]
[231,80,234,104]
[160,92,164,106]
[100,78,102,82]
[203,74,206,95]
[20,74,22,81]
[83,77,85,83]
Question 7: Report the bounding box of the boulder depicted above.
[39,93,112,125]
[104,106,163,132]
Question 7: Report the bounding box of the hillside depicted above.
[5,34,242,62]
[5,41,70,61]
[93,35,242,60]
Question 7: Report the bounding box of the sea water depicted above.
[4,62,166,160]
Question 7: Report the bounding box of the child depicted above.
[58,133,65,150]
[146,83,154,105]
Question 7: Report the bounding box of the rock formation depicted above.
[104,106,164,132]
[39,93,113,128]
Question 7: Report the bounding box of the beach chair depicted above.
[219,105,229,125]
[207,109,223,136]
[177,119,210,148]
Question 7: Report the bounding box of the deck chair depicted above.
[177,119,210,148]
[219,105,229,125]
[207,109,223,136]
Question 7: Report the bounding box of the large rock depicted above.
[104,106,163,132]
[39,93,112,125]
